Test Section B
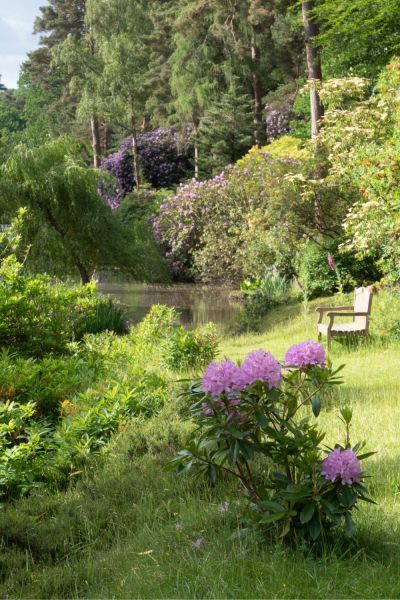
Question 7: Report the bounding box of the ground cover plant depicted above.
[0,301,218,501]
[0,294,400,598]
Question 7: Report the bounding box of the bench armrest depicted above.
[326,312,370,330]
[315,305,353,323]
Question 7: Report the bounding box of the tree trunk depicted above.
[90,115,102,168]
[193,124,199,180]
[104,123,112,156]
[43,206,91,284]
[76,261,91,284]
[301,1,324,137]
[251,41,266,146]
[194,143,199,180]
[131,117,141,189]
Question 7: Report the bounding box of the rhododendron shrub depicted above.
[100,128,192,209]
[170,341,375,544]
[154,145,305,282]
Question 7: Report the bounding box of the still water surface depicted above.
[99,282,240,328]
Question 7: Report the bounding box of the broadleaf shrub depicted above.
[171,342,375,545]
[131,305,219,372]
[0,256,126,356]
[154,139,310,283]
[296,240,381,299]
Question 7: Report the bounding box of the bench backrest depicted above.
[354,287,373,329]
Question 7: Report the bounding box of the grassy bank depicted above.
[1,294,400,598]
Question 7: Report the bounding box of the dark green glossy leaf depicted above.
[312,395,321,417]
[259,511,286,524]
[208,463,217,484]
[255,411,267,428]
[339,486,356,508]
[308,514,321,540]
[300,502,315,524]
[356,451,376,460]
[259,500,285,512]
[228,440,239,465]
[344,514,356,538]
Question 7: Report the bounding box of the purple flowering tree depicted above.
[99,128,192,209]
[170,340,375,544]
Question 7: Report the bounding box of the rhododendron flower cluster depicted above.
[202,359,244,396]
[202,349,282,405]
[241,349,282,389]
[173,338,375,543]
[321,448,361,485]
[285,340,325,368]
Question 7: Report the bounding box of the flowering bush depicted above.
[154,139,308,282]
[170,341,375,544]
[100,128,192,209]
[295,239,380,299]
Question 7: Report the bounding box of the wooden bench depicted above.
[316,286,373,349]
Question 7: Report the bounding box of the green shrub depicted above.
[0,353,168,499]
[296,240,380,299]
[0,256,127,356]
[0,349,101,418]
[0,303,218,500]
[132,305,219,372]
[79,298,128,336]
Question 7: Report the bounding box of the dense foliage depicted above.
[0,138,168,283]
[155,60,400,289]
[0,302,218,500]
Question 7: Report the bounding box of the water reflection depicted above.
[98,282,240,328]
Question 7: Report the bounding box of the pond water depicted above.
[98,282,241,329]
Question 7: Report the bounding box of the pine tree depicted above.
[86,0,153,187]
[145,0,179,127]
[197,78,254,176]
[20,0,86,140]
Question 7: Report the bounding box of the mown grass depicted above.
[1,293,400,599]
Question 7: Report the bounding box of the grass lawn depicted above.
[1,295,400,599]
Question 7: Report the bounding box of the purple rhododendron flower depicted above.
[241,349,282,389]
[328,254,336,271]
[321,448,361,485]
[202,359,244,396]
[285,340,325,368]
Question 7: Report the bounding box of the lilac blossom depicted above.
[241,349,282,389]
[321,448,361,485]
[285,340,325,368]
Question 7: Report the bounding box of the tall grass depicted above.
[1,294,400,598]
